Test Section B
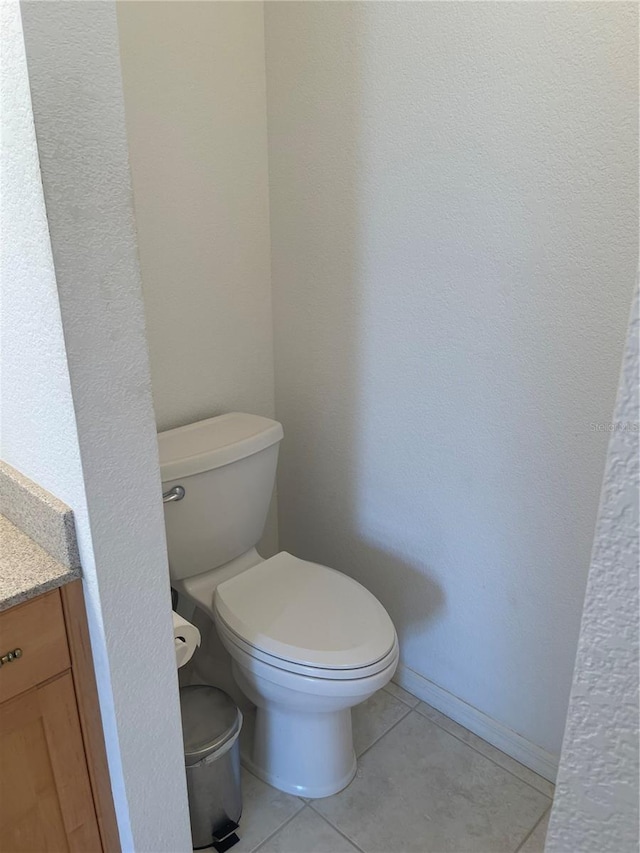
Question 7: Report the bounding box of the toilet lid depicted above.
[214,552,396,670]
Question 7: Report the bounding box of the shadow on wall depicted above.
[268,1,638,756]
[268,0,448,663]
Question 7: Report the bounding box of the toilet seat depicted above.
[215,611,399,681]
[214,551,396,673]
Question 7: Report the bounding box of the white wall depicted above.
[117,1,278,557]
[117,0,274,433]
[0,0,135,836]
[547,287,639,850]
[11,2,192,849]
[1,2,83,497]
[265,2,638,763]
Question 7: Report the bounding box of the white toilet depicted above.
[159,413,398,798]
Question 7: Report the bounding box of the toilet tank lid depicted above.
[158,413,283,481]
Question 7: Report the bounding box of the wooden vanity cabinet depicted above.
[0,582,119,852]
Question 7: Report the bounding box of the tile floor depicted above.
[230,684,553,853]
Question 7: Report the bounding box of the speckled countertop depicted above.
[0,461,82,612]
[0,515,80,612]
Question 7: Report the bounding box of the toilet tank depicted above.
[158,413,284,582]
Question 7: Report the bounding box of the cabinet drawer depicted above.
[0,590,70,702]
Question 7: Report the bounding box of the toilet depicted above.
[159,413,398,798]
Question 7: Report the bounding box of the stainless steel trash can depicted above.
[180,685,243,851]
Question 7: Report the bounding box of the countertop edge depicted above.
[0,515,82,613]
[0,567,82,613]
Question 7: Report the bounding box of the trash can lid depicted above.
[180,685,242,766]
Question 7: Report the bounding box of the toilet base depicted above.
[243,704,357,798]
[225,636,399,799]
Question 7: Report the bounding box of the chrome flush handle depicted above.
[163,485,185,503]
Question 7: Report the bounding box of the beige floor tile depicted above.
[234,768,305,853]
[384,681,420,708]
[258,807,361,853]
[517,809,550,853]
[416,702,555,798]
[314,711,551,853]
[352,688,411,756]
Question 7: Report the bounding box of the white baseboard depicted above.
[393,663,559,783]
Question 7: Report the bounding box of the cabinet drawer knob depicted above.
[0,648,23,667]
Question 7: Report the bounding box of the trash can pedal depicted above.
[212,819,240,852]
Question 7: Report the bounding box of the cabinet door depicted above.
[0,672,102,852]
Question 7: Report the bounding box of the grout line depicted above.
[249,802,306,853]
[513,804,552,853]
[304,704,416,848]
[413,706,554,799]
[355,703,413,761]
[382,683,419,709]
[306,804,366,853]
[325,819,367,853]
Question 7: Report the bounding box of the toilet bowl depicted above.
[159,413,398,797]
[214,551,398,797]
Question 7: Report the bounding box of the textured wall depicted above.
[0,2,81,492]
[2,0,134,841]
[266,2,638,758]
[547,287,639,850]
[18,2,192,850]
[1,0,133,837]
[117,1,274,433]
